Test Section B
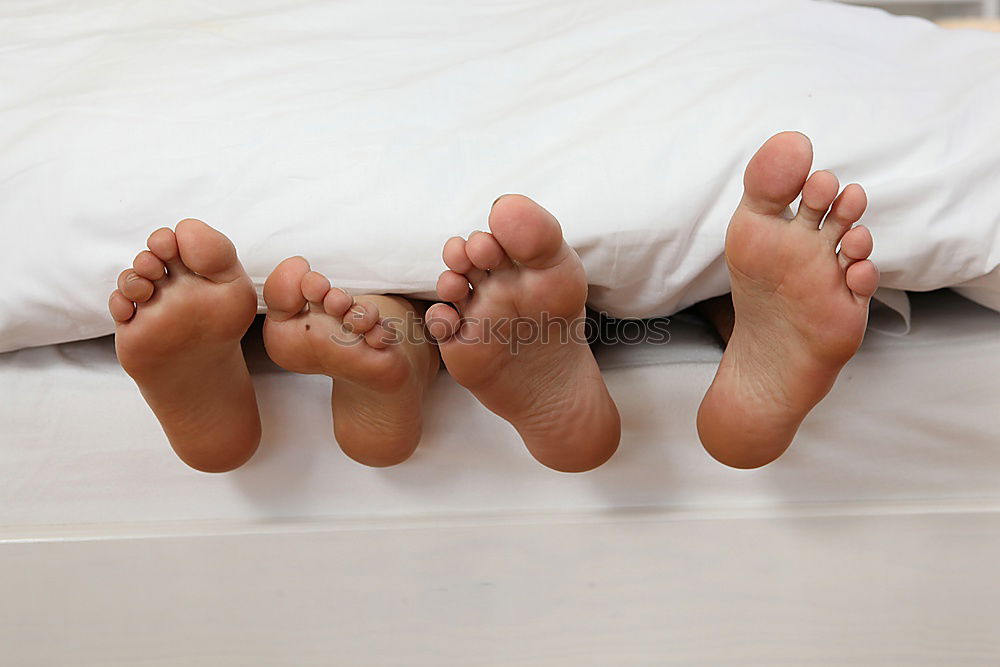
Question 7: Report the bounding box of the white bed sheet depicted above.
[1,290,998,530]
[4,0,1000,352]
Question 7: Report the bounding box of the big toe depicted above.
[488,194,566,269]
[174,218,245,283]
[425,303,461,342]
[742,131,814,217]
[263,256,310,321]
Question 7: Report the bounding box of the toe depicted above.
[147,227,187,275]
[344,301,379,335]
[466,230,511,271]
[301,270,331,307]
[443,236,474,273]
[364,322,395,350]
[795,170,839,228]
[425,303,461,342]
[323,287,354,318]
[132,250,166,281]
[117,269,154,303]
[174,218,246,283]
[443,236,486,286]
[838,225,874,271]
[821,183,868,244]
[108,290,136,323]
[437,270,471,305]
[488,195,567,270]
[263,256,310,321]
[740,131,813,217]
[846,260,880,298]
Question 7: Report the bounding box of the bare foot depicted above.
[109,219,260,473]
[697,132,879,468]
[262,257,438,467]
[426,195,620,472]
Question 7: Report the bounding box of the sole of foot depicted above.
[425,194,620,473]
[109,219,261,473]
[697,131,879,469]
[262,257,438,467]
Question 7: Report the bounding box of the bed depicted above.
[3,1,1000,663]
[2,289,998,664]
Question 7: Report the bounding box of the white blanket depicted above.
[2,0,999,351]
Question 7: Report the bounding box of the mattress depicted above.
[2,290,999,664]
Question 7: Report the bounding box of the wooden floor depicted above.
[938,18,1000,30]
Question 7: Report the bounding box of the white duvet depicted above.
[2,0,999,352]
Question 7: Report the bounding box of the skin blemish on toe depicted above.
[305,324,311,331]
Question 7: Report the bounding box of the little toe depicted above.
[846,260,880,298]
[174,218,246,283]
[488,195,566,270]
[344,301,379,335]
[795,170,839,228]
[323,287,354,318]
[132,250,166,281]
[109,290,136,323]
[147,227,186,275]
[740,131,814,217]
[838,225,874,270]
[263,256,310,321]
[300,270,331,307]
[466,230,511,271]
[425,303,461,342]
[437,270,471,305]
[822,183,868,244]
[118,269,154,303]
